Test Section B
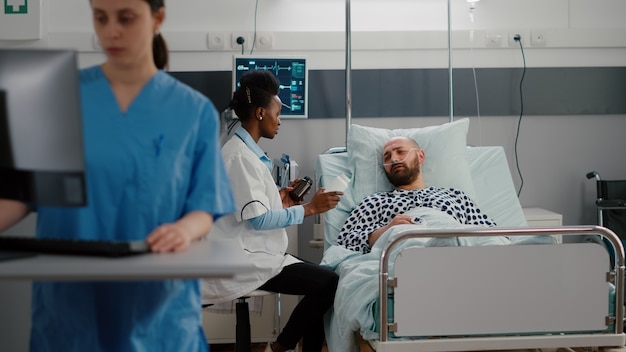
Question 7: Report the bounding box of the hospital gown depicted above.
[30,66,234,352]
[337,186,496,253]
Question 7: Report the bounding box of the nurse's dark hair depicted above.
[145,0,168,70]
[89,0,168,69]
[229,70,280,122]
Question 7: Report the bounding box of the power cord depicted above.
[236,36,245,55]
[250,0,260,54]
[513,34,526,197]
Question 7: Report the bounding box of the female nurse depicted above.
[202,70,341,352]
[0,0,234,351]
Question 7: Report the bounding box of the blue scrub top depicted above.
[30,66,235,352]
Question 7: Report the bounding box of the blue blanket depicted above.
[321,207,555,352]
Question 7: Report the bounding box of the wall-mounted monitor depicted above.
[233,56,308,119]
[0,48,86,206]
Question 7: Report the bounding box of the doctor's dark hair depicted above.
[145,0,168,70]
[229,70,280,122]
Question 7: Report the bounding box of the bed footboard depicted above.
[377,226,626,351]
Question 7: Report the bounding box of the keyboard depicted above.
[0,236,150,257]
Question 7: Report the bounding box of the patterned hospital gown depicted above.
[337,187,496,253]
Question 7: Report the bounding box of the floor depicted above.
[209,335,374,352]
[209,343,268,352]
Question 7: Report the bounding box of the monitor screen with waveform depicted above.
[233,56,308,119]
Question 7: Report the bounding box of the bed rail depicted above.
[378,225,625,345]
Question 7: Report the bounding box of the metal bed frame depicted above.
[374,226,626,352]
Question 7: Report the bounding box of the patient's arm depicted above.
[0,199,31,232]
[368,214,414,248]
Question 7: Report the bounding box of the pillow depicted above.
[345,118,477,209]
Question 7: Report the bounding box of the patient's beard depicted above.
[385,157,420,188]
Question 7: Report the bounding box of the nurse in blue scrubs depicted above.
[0,0,234,351]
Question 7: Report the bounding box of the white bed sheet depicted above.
[315,146,529,249]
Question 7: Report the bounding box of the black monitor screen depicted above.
[0,49,86,206]
[233,56,308,119]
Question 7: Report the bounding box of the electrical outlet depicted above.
[206,32,226,50]
[508,31,528,46]
[485,32,503,47]
[254,32,274,50]
[530,31,547,47]
[231,31,253,51]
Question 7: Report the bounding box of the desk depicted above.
[0,239,254,351]
[0,239,253,281]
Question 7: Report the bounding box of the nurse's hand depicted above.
[303,188,343,217]
[146,223,194,253]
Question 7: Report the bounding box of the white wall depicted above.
[1,2,626,349]
[3,0,626,70]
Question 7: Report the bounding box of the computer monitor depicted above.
[0,48,86,206]
[233,56,308,119]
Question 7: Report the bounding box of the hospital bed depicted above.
[315,119,626,352]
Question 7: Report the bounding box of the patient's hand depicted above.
[369,214,414,247]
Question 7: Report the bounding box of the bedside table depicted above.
[523,207,563,243]
[523,208,563,227]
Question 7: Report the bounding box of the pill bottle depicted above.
[289,176,313,202]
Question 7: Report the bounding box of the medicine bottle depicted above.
[289,176,313,202]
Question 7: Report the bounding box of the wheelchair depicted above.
[587,171,626,332]
[587,171,626,237]
[586,171,626,265]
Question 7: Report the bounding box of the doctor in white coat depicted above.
[202,70,342,352]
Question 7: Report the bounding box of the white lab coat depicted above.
[202,136,301,304]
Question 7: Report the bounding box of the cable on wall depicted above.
[513,34,526,197]
[249,0,260,55]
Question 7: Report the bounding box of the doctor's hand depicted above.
[302,188,343,217]
[279,186,296,207]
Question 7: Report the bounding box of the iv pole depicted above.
[345,0,352,146]
[447,0,454,122]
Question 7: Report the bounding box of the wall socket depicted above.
[508,31,529,46]
[231,31,253,51]
[485,32,503,47]
[254,32,274,50]
[530,31,547,47]
[207,32,226,50]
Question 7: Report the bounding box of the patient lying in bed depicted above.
[338,135,496,253]
[321,133,559,352]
